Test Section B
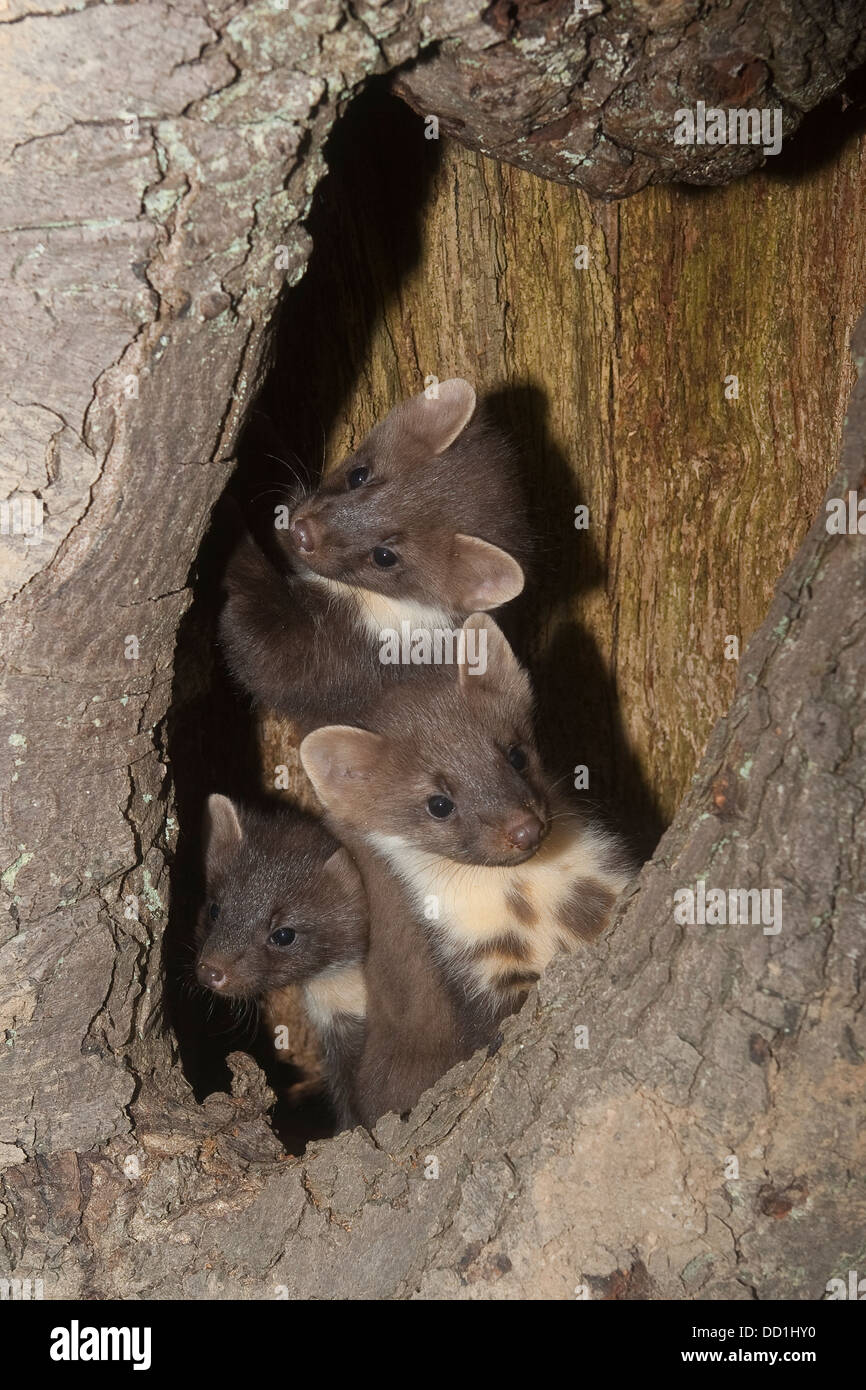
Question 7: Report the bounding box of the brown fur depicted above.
[464,930,532,963]
[506,883,537,925]
[301,616,637,1124]
[335,851,488,1128]
[195,794,368,1130]
[491,968,541,995]
[219,381,529,732]
[556,878,618,943]
[302,617,548,869]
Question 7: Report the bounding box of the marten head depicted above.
[301,615,550,868]
[195,797,367,1000]
[282,380,527,614]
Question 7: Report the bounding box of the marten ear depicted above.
[322,845,366,908]
[451,535,524,611]
[301,726,387,819]
[458,613,532,704]
[383,378,476,455]
[203,793,243,880]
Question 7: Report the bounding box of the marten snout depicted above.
[290,513,322,554]
[504,811,545,853]
[195,949,255,997]
[196,958,228,991]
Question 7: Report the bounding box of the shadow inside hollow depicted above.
[483,385,665,864]
[161,494,344,1150]
[767,61,866,182]
[231,80,446,539]
[161,496,263,1103]
[161,82,445,1142]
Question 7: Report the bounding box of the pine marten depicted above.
[301,615,633,1126]
[195,793,368,1130]
[218,380,528,730]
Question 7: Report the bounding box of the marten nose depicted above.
[196,960,227,991]
[504,814,544,852]
[290,515,320,553]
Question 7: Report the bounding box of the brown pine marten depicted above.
[218,380,528,731]
[195,794,368,1130]
[301,615,633,1127]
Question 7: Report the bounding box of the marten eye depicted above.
[427,795,455,819]
[209,902,220,922]
[347,465,369,490]
[372,545,398,568]
[507,745,528,772]
[269,926,296,947]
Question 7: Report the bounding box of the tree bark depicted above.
[1,0,864,1299]
[393,0,866,198]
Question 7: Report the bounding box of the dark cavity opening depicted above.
[161,80,664,1153]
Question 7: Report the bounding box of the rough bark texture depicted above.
[0,0,864,1299]
[394,0,866,198]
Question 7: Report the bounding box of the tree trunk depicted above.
[1,0,864,1299]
